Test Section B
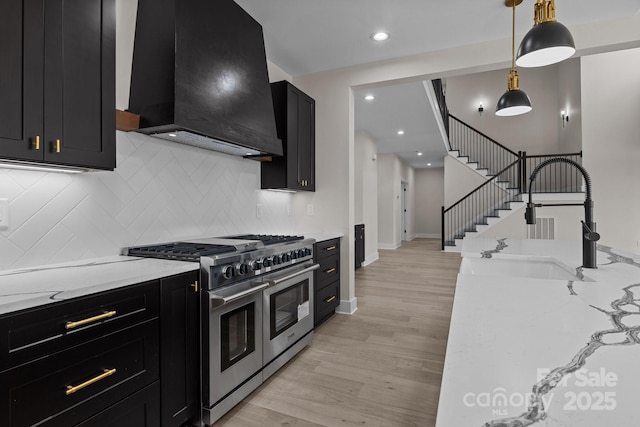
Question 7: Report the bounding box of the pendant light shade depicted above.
[516,0,575,68]
[496,0,532,117]
[496,70,532,116]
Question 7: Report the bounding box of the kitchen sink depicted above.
[459,257,593,282]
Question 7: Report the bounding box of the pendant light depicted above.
[496,0,532,117]
[516,0,575,67]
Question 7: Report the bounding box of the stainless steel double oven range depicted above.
[127,234,318,425]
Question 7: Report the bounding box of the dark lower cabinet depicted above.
[77,383,160,427]
[159,271,200,427]
[314,238,341,327]
[0,0,115,170]
[0,270,201,427]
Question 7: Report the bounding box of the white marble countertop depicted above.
[0,256,199,315]
[436,237,640,426]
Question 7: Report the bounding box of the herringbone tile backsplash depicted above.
[0,131,294,271]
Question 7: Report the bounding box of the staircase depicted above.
[440,112,582,251]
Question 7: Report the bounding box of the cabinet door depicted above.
[43,0,115,170]
[160,271,199,427]
[296,92,315,191]
[0,0,43,162]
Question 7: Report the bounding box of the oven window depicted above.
[270,279,310,339]
[221,302,256,371]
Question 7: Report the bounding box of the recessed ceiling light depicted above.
[427,163,432,166]
[417,152,423,156]
[371,32,390,42]
[168,133,177,137]
[364,94,375,101]
[397,130,405,135]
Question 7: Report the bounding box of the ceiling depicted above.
[235,0,640,168]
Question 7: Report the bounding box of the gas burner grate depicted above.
[225,234,304,245]
[127,242,237,261]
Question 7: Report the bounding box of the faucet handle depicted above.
[581,221,601,242]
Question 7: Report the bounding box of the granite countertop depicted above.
[0,256,199,315]
[436,237,640,426]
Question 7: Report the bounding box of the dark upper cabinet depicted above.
[261,81,315,191]
[0,0,115,170]
[159,271,200,427]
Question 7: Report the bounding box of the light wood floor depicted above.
[215,238,461,427]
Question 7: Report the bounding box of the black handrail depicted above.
[449,114,519,157]
[431,79,450,141]
[444,159,520,214]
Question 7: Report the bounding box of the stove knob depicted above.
[236,263,249,276]
[290,250,298,260]
[296,249,305,258]
[250,259,262,271]
[263,257,272,267]
[304,248,312,257]
[272,254,281,265]
[282,252,291,262]
[222,265,235,279]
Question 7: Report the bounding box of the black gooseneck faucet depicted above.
[525,157,600,268]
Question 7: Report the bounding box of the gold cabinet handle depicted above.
[324,246,336,252]
[65,310,117,330]
[66,368,116,395]
[191,280,199,292]
[325,296,336,303]
[54,139,61,153]
[33,135,40,150]
[325,267,336,274]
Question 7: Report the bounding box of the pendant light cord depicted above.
[511,1,516,70]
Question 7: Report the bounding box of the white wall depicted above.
[582,48,640,253]
[354,131,379,264]
[0,132,295,270]
[377,154,400,248]
[415,167,444,237]
[445,60,583,155]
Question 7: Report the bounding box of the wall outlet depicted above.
[306,204,314,216]
[256,204,263,218]
[0,198,9,229]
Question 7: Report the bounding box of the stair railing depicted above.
[449,114,520,183]
[431,79,449,139]
[441,159,521,249]
[521,151,583,193]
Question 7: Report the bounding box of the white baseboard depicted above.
[362,252,379,267]
[378,242,401,250]
[336,298,358,315]
[414,233,441,239]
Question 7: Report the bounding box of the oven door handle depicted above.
[268,263,320,287]
[209,283,270,308]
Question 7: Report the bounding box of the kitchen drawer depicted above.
[315,238,339,260]
[316,254,340,291]
[0,319,159,427]
[315,280,339,326]
[0,280,159,370]
[77,382,160,427]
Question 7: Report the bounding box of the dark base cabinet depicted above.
[159,271,200,427]
[0,270,200,427]
[314,238,341,327]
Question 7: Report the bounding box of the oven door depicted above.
[262,263,319,371]
[206,280,266,408]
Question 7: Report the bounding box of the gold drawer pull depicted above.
[325,267,336,274]
[325,296,336,303]
[65,310,117,330]
[66,368,116,395]
[54,139,61,153]
[191,280,199,292]
[324,246,336,252]
[33,135,41,150]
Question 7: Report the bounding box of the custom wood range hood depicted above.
[127,0,283,158]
